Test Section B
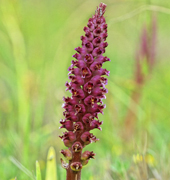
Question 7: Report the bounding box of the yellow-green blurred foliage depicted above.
[0,0,170,179]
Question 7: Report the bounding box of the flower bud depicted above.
[90,120,103,130]
[63,111,78,122]
[59,119,74,131]
[94,68,110,76]
[92,37,102,47]
[61,149,72,160]
[100,32,108,41]
[83,41,93,52]
[59,131,76,147]
[83,26,89,33]
[72,53,82,60]
[93,27,102,36]
[81,132,99,145]
[81,151,95,161]
[63,96,79,105]
[87,21,95,31]
[85,31,94,41]
[69,75,84,85]
[92,47,103,57]
[91,75,108,86]
[75,47,86,56]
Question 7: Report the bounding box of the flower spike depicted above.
[59,3,110,179]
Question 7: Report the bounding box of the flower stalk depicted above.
[59,3,110,180]
[123,16,157,139]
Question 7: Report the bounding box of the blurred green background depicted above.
[0,0,170,179]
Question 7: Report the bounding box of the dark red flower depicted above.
[59,2,109,174]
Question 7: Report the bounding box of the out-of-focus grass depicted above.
[0,0,170,179]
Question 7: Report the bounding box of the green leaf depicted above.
[36,161,42,180]
[45,146,57,180]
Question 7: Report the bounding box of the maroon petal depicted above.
[68,67,80,76]
[63,111,78,122]
[91,87,108,97]
[88,104,106,114]
[101,23,107,30]
[59,119,74,131]
[93,27,102,36]
[92,47,103,57]
[87,21,95,31]
[81,67,92,78]
[74,104,86,115]
[90,120,103,130]
[82,113,94,128]
[81,132,99,145]
[100,32,108,41]
[71,88,85,99]
[73,122,84,133]
[59,131,76,147]
[90,61,103,71]
[72,60,86,68]
[100,42,108,49]
[83,26,89,33]
[72,53,82,60]
[84,54,94,64]
[80,131,91,145]
[91,75,108,86]
[93,68,110,76]
[81,151,95,160]
[83,41,94,52]
[63,97,79,105]
[81,36,88,44]
[85,31,94,41]
[69,75,84,85]
[84,81,94,94]
[84,95,98,107]
[92,37,102,47]
[75,47,86,56]
[62,104,74,111]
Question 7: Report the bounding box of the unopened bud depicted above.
[81,151,95,161]
[60,149,72,160]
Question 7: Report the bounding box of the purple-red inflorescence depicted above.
[60,3,110,177]
[135,17,157,85]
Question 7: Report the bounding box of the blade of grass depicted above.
[9,156,35,180]
[45,146,57,180]
[36,161,42,180]
[109,5,170,24]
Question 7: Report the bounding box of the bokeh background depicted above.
[0,0,170,179]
